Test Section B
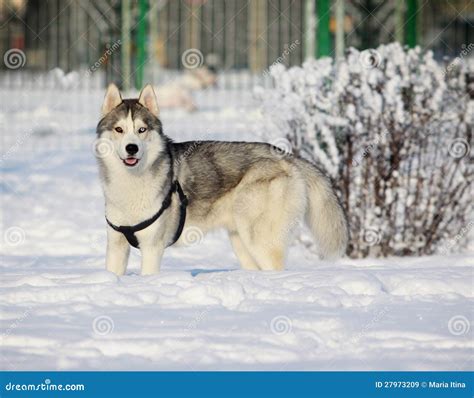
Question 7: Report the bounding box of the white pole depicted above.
[335,0,345,59]
[304,0,315,60]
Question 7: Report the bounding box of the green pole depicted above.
[405,0,418,48]
[316,0,331,58]
[136,0,148,90]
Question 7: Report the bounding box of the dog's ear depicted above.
[138,84,159,116]
[102,83,122,116]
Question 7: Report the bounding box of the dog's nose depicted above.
[125,144,139,155]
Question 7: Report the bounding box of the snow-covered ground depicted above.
[1,82,472,370]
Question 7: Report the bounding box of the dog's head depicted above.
[96,84,166,172]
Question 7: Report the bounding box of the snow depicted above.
[1,79,473,371]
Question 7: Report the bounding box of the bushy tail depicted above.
[295,159,349,259]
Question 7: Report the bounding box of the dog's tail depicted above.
[295,158,349,259]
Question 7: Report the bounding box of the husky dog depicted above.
[96,84,348,275]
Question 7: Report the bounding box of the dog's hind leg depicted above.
[233,167,306,271]
[233,194,290,271]
[237,221,287,271]
[228,231,260,270]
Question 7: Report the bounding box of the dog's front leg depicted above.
[105,227,130,275]
[140,244,164,275]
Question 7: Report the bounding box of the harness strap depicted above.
[106,180,188,249]
[171,180,188,246]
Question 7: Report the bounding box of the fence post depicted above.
[406,0,418,48]
[316,0,331,57]
[121,0,131,91]
[395,1,404,44]
[248,0,267,72]
[148,1,158,82]
[136,0,148,90]
[304,0,315,60]
[334,0,345,58]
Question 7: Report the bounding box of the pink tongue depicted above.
[125,158,138,165]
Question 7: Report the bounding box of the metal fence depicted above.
[0,0,472,86]
[0,67,272,156]
[1,0,306,84]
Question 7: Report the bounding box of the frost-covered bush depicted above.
[259,43,473,258]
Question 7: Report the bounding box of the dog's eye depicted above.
[138,127,147,133]
[115,127,123,133]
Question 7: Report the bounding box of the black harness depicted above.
[106,180,188,249]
